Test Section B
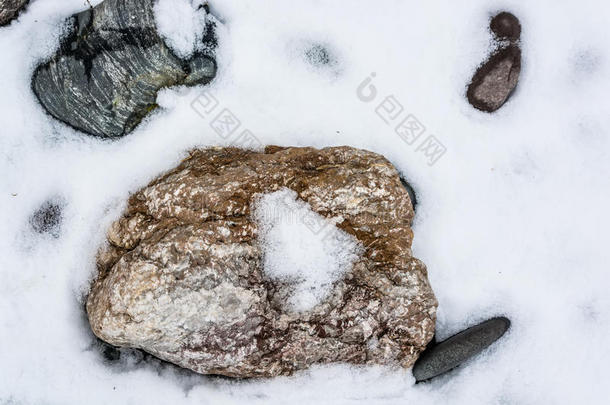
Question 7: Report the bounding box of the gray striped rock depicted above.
[0,0,28,26]
[32,0,216,138]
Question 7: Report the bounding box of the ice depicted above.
[1,0,610,404]
[153,0,209,59]
[253,188,361,312]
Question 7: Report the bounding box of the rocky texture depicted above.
[87,146,437,377]
[400,176,417,212]
[32,0,216,138]
[412,317,511,382]
[467,12,521,112]
[0,0,28,26]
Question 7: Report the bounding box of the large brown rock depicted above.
[86,146,437,377]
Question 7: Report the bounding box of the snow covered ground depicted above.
[1,0,609,403]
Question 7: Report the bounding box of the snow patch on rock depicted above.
[253,188,362,312]
[153,0,208,59]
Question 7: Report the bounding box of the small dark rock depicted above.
[467,12,522,112]
[32,0,217,138]
[490,12,521,41]
[413,316,511,382]
[0,0,28,26]
[467,45,521,112]
[29,199,64,237]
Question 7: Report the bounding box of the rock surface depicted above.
[412,317,510,382]
[0,0,28,26]
[32,0,216,138]
[87,146,438,377]
[467,12,521,112]
[400,176,417,212]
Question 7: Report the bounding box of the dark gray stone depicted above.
[0,0,28,26]
[32,0,217,138]
[467,12,521,112]
[467,45,521,112]
[490,12,521,41]
[412,316,510,382]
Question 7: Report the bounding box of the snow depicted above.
[153,0,209,59]
[253,188,361,312]
[1,0,610,404]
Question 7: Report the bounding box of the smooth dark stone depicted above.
[490,12,521,41]
[466,12,521,112]
[413,316,511,382]
[29,198,64,237]
[466,45,521,112]
[32,0,217,138]
[0,0,28,26]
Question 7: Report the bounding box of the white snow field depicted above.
[1,0,609,404]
